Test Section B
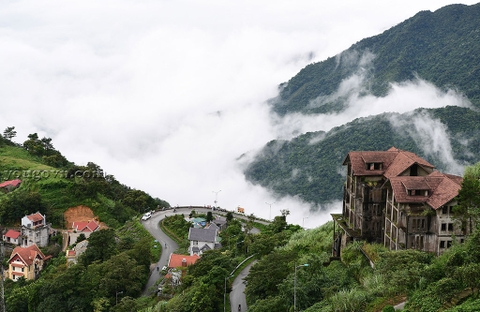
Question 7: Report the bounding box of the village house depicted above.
[332,147,467,257]
[7,244,47,281]
[165,253,200,285]
[0,179,21,193]
[187,227,221,256]
[68,219,100,245]
[21,212,51,248]
[211,216,227,231]
[3,229,21,245]
[66,240,89,266]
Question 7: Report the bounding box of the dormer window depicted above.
[367,162,383,170]
[408,189,429,196]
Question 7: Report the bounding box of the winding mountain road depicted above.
[142,207,220,294]
[141,206,263,309]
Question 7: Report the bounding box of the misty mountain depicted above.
[271,3,480,116]
[245,3,480,207]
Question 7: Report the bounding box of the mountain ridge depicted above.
[245,2,480,206]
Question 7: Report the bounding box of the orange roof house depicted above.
[68,220,100,246]
[7,244,47,281]
[334,146,467,257]
[21,212,50,247]
[3,229,21,245]
[0,179,21,193]
[72,220,100,233]
[168,253,200,269]
[166,253,200,285]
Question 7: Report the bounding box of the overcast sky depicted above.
[0,0,477,228]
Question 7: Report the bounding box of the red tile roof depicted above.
[389,171,462,210]
[4,229,21,239]
[168,253,200,268]
[344,147,435,178]
[72,220,99,232]
[27,212,45,223]
[0,179,21,188]
[9,244,46,266]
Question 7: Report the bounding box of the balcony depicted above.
[331,214,362,238]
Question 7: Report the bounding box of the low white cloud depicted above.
[0,0,477,228]
[389,111,465,175]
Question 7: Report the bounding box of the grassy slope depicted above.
[0,145,132,228]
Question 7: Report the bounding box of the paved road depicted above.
[141,209,179,295]
[141,207,229,295]
[141,206,267,298]
[230,261,256,312]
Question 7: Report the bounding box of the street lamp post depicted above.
[116,291,123,305]
[302,216,309,228]
[294,263,309,312]
[265,201,276,221]
[213,190,222,208]
[224,275,233,312]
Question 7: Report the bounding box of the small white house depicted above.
[3,229,21,245]
[187,227,221,256]
[21,212,50,247]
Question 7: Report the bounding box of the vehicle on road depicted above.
[142,212,152,221]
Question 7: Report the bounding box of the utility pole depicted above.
[0,241,5,312]
[213,190,221,208]
[303,216,309,228]
[265,201,275,221]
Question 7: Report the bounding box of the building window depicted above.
[441,223,446,231]
[193,240,198,246]
[441,206,454,215]
[412,218,426,230]
[440,240,453,249]
[367,163,383,170]
[448,223,454,231]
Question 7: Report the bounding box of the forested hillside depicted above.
[270,3,480,116]
[0,128,170,228]
[245,3,480,206]
[0,127,173,310]
[245,106,480,204]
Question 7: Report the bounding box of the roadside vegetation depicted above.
[2,124,480,312]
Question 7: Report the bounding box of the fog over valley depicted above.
[0,0,476,228]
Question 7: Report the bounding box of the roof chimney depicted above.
[182,258,187,267]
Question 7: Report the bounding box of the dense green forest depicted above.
[2,125,480,311]
[245,106,480,204]
[246,2,480,206]
[2,3,480,311]
[110,158,480,312]
[270,3,480,116]
[148,160,480,311]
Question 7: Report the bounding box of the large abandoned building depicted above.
[332,147,468,257]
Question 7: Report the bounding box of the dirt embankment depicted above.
[63,205,108,229]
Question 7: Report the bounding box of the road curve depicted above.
[141,207,226,295]
[141,206,267,299]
